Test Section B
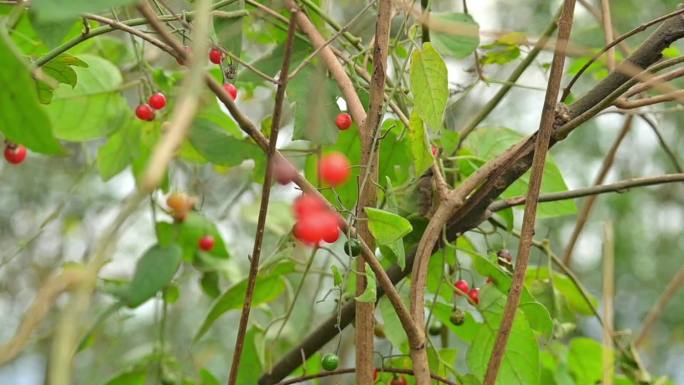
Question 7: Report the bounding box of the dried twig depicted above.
[482,2,576,384]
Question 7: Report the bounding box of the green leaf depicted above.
[29,11,78,48]
[45,54,128,142]
[408,112,434,176]
[410,43,448,132]
[460,127,576,218]
[156,212,230,262]
[32,0,139,22]
[519,301,553,338]
[428,347,458,377]
[432,301,480,342]
[567,338,604,385]
[97,121,141,180]
[355,264,377,303]
[213,0,244,60]
[467,287,540,385]
[0,32,62,154]
[331,265,343,287]
[238,39,311,84]
[289,65,339,144]
[195,261,294,340]
[378,296,407,349]
[200,272,221,299]
[36,53,89,104]
[365,207,413,245]
[103,370,146,385]
[124,244,182,308]
[236,328,264,385]
[199,369,221,385]
[526,267,598,316]
[430,12,480,58]
[189,119,263,166]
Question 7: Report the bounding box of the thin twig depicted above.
[600,0,616,70]
[489,173,684,212]
[636,114,684,172]
[482,2,576,384]
[225,10,298,385]
[602,221,615,385]
[273,367,457,385]
[561,115,632,265]
[615,90,684,109]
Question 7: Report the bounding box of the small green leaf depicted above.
[35,53,88,103]
[124,244,182,308]
[97,121,141,180]
[156,212,230,262]
[103,370,146,385]
[365,208,413,245]
[195,261,294,340]
[164,284,180,304]
[568,338,605,385]
[430,12,480,58]
[200,272,221,299]
[410,43,448,132]
[189,119,263,166]
[289,65,339,144]
[199,369,221,385]
[408,112,434,176]
[0,32,62,154]
[355,264,377,303]
[32,0,139,22]
[378,297,407,349]
[331,265,343,286]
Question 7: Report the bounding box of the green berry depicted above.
[428,321,443,336]
[321,353,339,371]
[344,238,361,257]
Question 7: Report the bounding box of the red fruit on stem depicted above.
[319,152,351,186]
[273,158,297,185]
[209,48,223,64]
[198,235,215,251]
[223,82,238,100]
[468,287,480,305]
[335,112,352,130]
[148,92,167,110]
[390,376,407,385]
[454,279,469,295]
[4,144,27,164]
[320,212,340,243]
[292,194,326,219]
[431,145,440,157]
[135,104,155,121]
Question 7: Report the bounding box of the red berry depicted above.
[198,235,215,251]
[431,146,440,157]
[209,48,223,64]
[390,376,407,385]
[135,104,155,121]
[223,82,238,100]
[4,144,27,164]
[273,157,297,185]
[319,152,351,187]
[335,112,352,130]
[148,92,167,110]
[292,194,326,219]
[320,212,340,243]
[468,287,480,305]
[454,279,469,295]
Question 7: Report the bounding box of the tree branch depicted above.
[225,10,297,385]
[635,264,684,347]
[482,2,576,384]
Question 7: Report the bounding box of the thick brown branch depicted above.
[482,2,576,384]
[225,11,298,385]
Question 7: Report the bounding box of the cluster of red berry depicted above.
[4,142,27,165]
[135,92,167,121]
[454,279,480,305]
[292,194,341,245]
[209,47,238,101]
